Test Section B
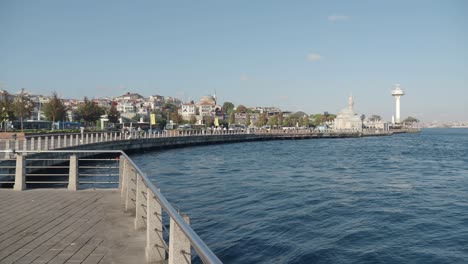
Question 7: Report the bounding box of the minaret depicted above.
[391,84,405,123]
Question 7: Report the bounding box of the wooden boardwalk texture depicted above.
[0,189,146,264]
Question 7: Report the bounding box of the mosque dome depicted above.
[199,95,216,105]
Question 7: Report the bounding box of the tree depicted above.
[403,116,419,125]
[43,92,67,128]
[300,116,309,127]
[268,115,278,126]
[236,105,247,113]
[151,109,167,129]
[189,115,197,125]
[0,90,14,131]
[170,111,183,124]
[245,113,251,126]
[107,103,120,124]
[255,112,268,127]
[369,114,381,122]
[277,112,284,127]
[12,89,35,131]
[74,97,105,127]
[162,102,178,113]
[222,102,235,115]
[229,112,235,124]
[312,113,336,126]
[203,116,214,127]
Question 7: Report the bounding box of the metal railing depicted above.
[0,130,250,159]
[0,150,222,264]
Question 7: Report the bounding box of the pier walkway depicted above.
[0,150,223,264]
[0,189,145,264]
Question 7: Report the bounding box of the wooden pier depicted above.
[0,189,146,264]
[0,150,223,264]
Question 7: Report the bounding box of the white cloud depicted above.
[328,14,350,22]
[307,53,322,62]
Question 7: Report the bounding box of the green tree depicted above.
[403,116,419,125]
[170,111,183,124]
[43,92,67,127]
[245,113,251,126]
[12,89,35,131]
[236,105,247,113]
[75,97,105,127]
[300,115,310,127]
[255,112,268,127]
[222,102,235,115]
[369,114,382,122]
[229,112,235,124]
[151,109,167,129]
[107,103,120,124]
[0,90,14,131]
[204,116,214,127]
[277,112,284,127]
[268,115,278,126]
[189,115,197,125]
[283,116,294,127]
[162,102,178,113]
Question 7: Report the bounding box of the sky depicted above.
[1,0,467,122]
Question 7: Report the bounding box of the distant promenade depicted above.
[0,128,419,160]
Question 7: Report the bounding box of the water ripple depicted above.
[132,128,468,263]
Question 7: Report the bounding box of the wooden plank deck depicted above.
[0,189,147,264]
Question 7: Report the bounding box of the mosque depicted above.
[333,95,363,130]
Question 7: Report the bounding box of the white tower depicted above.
[391,84,405,123]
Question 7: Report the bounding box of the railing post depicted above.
[31,137,35,151]
[90,133,94,143]
[23,139,27,151]
[4,141,9,159]
[119,155,125,191]
[14,153,26,191]
[50,136,55,149]
[44,136,49,150]
[134,175,147,230]
[125,168,137,213]
[85,133,89,144]
[63,135,68,147]
[146,189,165,262]
[68,154,78,191]
[38,137,42,150]
[169,214,191,264]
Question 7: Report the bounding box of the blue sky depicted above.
[1,0,467,121]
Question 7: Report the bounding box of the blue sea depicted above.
[131,128,468,264]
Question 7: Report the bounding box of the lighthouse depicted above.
[391,84,405,124]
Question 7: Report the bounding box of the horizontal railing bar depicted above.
[79,166,119,169]
[79,174,119,176]
[79,159,119,161]
[26,166,70,168]
[25,159,70,161]
[79,181,119,184]
[25,181,68,183]
[0,181,14,183]
[25,174,69,176]
[0,166,16,168]
[0,174,15,176]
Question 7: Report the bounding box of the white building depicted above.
[179,104,196,121]
[333,95,362,131]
